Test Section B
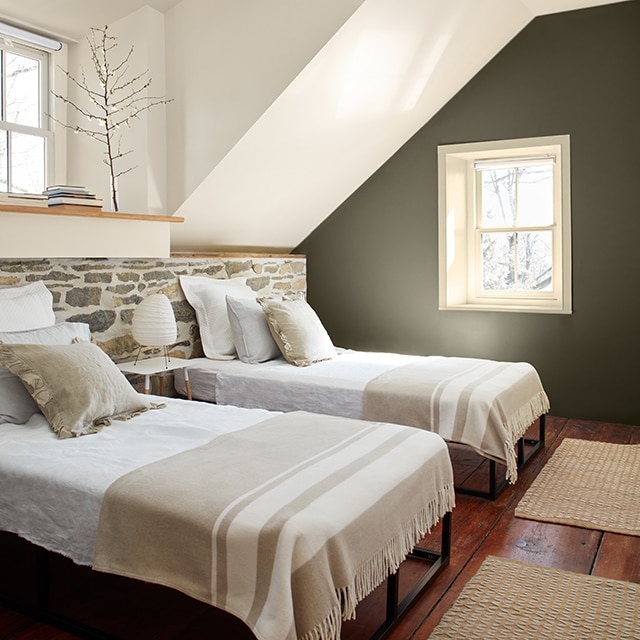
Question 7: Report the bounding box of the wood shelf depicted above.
[0,203,183,223]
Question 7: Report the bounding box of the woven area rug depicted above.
[428,556,640,640]
[514,438,640,535]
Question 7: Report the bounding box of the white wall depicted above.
[66,6,169,215]
[164,0,367,214]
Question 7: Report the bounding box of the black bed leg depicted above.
[370,511,452,640]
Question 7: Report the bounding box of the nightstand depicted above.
[117,356,192,400]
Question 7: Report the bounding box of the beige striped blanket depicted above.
[363,357,549,484]
[93,411,454,640]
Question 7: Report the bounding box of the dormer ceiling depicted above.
[0,0,628,253]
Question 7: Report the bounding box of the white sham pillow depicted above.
[0,322,92,425]
[259,298,336,367]
[0,281,56,332]
[226,295,281,364]
[180,276,255,360]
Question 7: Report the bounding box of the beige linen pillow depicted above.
[259,298,336,367]
[0,342,154,438]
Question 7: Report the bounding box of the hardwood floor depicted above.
[1,416,638,640]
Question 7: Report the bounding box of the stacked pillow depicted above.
[180,275,336,367]
[0,321,92,424]
[0,281,155,437]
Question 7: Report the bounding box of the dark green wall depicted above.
[296,1,640,425]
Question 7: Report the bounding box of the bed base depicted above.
[371,510,452,640]
[1,511,452,640]
[455,414,546,500]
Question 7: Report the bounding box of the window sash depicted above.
[469,158,562,303]
[0,40,50,193]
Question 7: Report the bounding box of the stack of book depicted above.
[44,185,104,209]
[0,192,48,207]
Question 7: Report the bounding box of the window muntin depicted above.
[0,42,51,195]
[438,136,571,314]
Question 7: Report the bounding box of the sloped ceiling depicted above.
[170,0,628,252]
[0,0,628,252]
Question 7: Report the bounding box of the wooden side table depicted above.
[117,356,192,400]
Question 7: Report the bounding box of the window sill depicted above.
[440,303,572,315]
[0,203,183,223]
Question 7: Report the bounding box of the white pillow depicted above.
[259,298,336,367]
[0,322,92,425]
[226,296,281,364]
[180,276,255,360]
[0,281,55,332]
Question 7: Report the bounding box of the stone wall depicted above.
[0,255,306,393]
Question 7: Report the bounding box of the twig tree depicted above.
[50,25,172,211]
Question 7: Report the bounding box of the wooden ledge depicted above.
[0,203,183,223]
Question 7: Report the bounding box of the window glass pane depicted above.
[516,231,553,291]
[518,165,553,226]
[481,232,515,290]
[0,130,7,192]
[5,52,40,127]
[0,51,3,120]
[10,131,45,193]
[480,169,516,228]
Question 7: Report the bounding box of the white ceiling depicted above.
[0,0,625,44]
[0,0,630,252]
[0,0,182,42]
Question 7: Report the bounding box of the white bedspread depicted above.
[0,394,453,640]
[175,350,549,482]
[0,398,274,565]
[176,350,420,418]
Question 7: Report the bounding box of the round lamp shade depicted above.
[132,294,177,346]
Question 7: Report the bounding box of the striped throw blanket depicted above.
[93,411,454,640]
[363,357,549,484]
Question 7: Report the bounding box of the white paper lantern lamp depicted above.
[132,293,177,368]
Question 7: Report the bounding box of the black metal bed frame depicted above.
[371,510,452,640]
[455,414,546,500]
[1,511,452,640]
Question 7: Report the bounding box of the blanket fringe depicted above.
[299,605,343,640]
[339,483,455,622]
[503,391,550,484]
[300,483,455,640]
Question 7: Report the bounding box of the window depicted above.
[0,40,52,195]
[438,136,571,314]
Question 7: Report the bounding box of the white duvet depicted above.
[175,349,420,417]
[0,397,274,565]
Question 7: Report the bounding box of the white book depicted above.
[47,196,104,207]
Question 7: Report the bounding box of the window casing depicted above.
[0,39,52,195]
[438,136,572,314]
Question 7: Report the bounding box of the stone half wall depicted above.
[0,255,306,393]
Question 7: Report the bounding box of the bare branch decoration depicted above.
[49,25,173,212]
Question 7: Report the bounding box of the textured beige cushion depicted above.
[0,322,92,425]
[0,342,154,438]
[259,298,336,367]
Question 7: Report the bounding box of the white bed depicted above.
[0,368,454,640]
[0,280,454,640]
[175,349,549,491]
[174,279,550,497]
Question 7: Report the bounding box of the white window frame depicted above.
[438,135,572,314]
[0,38,53,193]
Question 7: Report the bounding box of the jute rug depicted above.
[428,556,640,640]
[514,438,640,535]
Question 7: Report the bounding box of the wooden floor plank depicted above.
[1,415,638,640]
